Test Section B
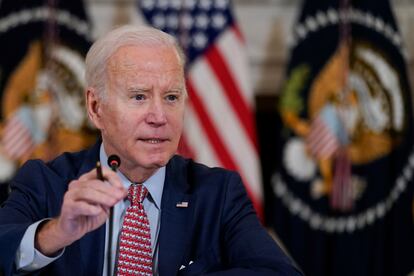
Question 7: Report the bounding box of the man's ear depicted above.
[86,88,103,129]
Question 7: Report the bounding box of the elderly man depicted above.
[0,25,301,275]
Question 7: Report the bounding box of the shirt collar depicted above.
[99,143,165,209]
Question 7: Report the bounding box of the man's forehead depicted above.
[107,44,180,70]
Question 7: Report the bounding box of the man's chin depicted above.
[142,156,170,169]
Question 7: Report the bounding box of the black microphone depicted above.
[106,154,121,276]
[107,154,121,172]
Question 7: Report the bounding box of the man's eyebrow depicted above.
[127,87,150,93]
[167,88,184,93]
[168,85,186,92]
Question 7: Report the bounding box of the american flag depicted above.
[306,105,342,159]
[1,107,38,160]
[306,116,339,159]
[138,0,263,217]
[306,105,353,210]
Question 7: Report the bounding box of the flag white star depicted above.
[181,13,194,30]
[152,13,166,29]
[195,13,209,29]
[199,0,213,10]
[170,0,182,10]
[212,12,226,29]
[183,0,196,9]
[215,0,229,9]
[141,0,155,10]
[193,32,208,49]
[157,0,169,10]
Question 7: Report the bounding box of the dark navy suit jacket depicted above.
[0,142,302,275]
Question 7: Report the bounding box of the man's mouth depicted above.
[140,138,168,144]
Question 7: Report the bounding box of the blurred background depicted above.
[0,0,413,275]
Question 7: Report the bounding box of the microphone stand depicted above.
[107,205,114,276]
[107,155,120,276]
[96,159,118,276]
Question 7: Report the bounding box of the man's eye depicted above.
[134,94,145,101]
[166,94,179,102]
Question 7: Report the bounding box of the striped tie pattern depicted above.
[117,184,152,275]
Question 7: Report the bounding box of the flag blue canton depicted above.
[138,0,234,63]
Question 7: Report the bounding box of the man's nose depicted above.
[146,98,167,126]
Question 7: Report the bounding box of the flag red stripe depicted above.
[307,118,339,157]
[2,115,35,159]
[3,120,27,142]
[3,127,26,147]
[6,130,32,153]
[187,80,237,170]
[5,133,34,159]
[186,79,263,217]
[204,45,258,151]
[3,126,31,150]
[177,135,194,159]
[311,138,337,156]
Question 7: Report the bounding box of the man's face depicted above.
[90,44,186,180]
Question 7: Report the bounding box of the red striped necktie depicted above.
[117,184,152,275]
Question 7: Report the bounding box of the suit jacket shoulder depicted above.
[167,155,238,190]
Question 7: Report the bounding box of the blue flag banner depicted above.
[0,0,96,192]
[271,0,414,275]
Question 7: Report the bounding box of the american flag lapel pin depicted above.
[176,201,189,208]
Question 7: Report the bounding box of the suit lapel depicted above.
[158,156,196,275]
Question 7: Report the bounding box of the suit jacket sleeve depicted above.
[0,160,66,275]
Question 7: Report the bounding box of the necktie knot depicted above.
[128,184,148,205]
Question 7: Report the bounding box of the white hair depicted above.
[85,25,186,99]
